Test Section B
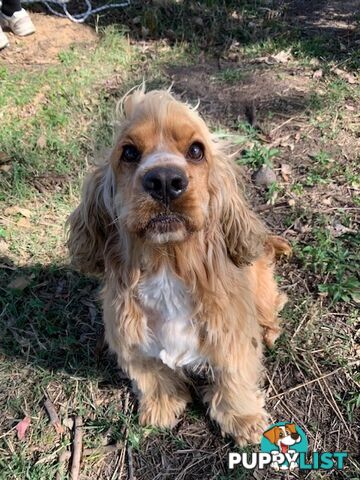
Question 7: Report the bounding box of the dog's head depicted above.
[111,89,212,244]
[68,88,265,274]
[263,424,301,452]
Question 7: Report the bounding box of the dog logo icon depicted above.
[261,422,308,471]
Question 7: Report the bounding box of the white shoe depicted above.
[0,24,8,48]
[0,9,35,36]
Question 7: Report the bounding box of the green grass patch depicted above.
[295,221,360,303]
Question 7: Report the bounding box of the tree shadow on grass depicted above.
[0,257,121,388]
[0,256,239,480]
[81,0,360,70]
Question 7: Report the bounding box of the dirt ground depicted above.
[0,13,97,65]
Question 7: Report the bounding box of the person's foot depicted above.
[0,9,35,37]
[0,25,9,49]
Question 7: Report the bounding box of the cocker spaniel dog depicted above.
[68,88,290,446]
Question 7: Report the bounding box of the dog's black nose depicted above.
[142,166,188,205]
[291,433,300,440]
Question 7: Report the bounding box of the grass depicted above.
[0,28,134,201]
[1,1,359,479]
[296,224,360,303]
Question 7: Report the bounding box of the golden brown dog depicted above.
[68,88,290,445]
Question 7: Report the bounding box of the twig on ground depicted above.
[70,416,83,480]
[266,373,315,441]
[270,116,297,136]
[255,201,288,212]
[44,399,64,435]
[85,444,122,457]
[0,263,16,270]
[127,445,135,480]
[57,443,122,464]
[268,367,343,400]
[311,361,352,436]
[56,448,70,480]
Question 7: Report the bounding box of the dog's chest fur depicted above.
[137,267,204,370]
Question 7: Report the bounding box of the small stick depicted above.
[70,416,83,480]
[268,367,343,400]
[270,115,297,136]
[311,361,352,436]
[127,445,135,480]
[84,444,121,457]
[255,201,288,212]
[57,443,121,464]
[56,449,70,480]
[44,399,64,435]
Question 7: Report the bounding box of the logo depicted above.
[261,422,308,471]
[228,421,348,472]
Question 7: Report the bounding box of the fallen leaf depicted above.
[328,220,356,237]
[9,275,31,290]
[63,417,74,430]
[16,417,31,440]
[36,135,47,149]
[0,239,9,255]
[0,164,12,173]
[332,68,357,84]
[0,151,11,164]
[132,16,141,25]
[193,17,204,27]
[269,134,291,148]
[4,206,31,218]
[339,42,346,52]
[281,163,292,182]
[288,199,296,207]
[271,49,292,63]
[17,218,31,229]
[227,52,240,62]
[313,69,323,79]
[309,58,320,67]
[294,219,311,234]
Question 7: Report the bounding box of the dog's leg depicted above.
[204,368,268,446]
[252,258,288,348]
[255,236,291,347]
[257,289,287,348]
[126,356,191,428]
[103,290,190,428]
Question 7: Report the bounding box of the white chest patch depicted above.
[137,268,203,370]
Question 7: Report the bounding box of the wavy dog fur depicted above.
[67,88,291,445]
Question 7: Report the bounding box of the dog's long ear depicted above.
[263,426,278,444]
[211,151,266,266]
[67,165,115,276]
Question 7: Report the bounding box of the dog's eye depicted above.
[121,145,141,163]
[279,432,284,438]
[187,142,204,162]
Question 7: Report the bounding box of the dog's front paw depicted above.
[212,405,268,447]
[139,392,189,428]
[233,412,268,447]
